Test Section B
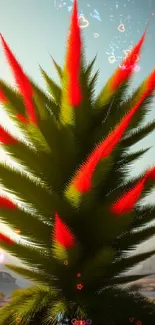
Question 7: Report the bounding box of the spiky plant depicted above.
[0,1,155,324]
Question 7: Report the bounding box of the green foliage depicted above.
[0,3,155,325]
[0,207,52,246]
[40,66,61,107]
[50,56,62,79]
[5,264,48,284]
[0,79,26,115]
[0,286,58,325]
[131,205,155,229]
[122,120,155,147]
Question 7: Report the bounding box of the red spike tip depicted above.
[17,113,29,124]
[0,233,14,244]
[111,167,155,215]
[0,196,16,209]
[111,23,150,91]
[0,34,37,125]
[0,126,17,144]
[66,0,82,106]
[0,89,7,103]
[53,213,75,248]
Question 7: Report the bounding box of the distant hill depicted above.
[0,264,31,288]
[0,265,32,298]
[0,281,19,298]
[0,271,16,283]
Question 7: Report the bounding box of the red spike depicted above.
[0,90,29,125]
[66,0,82,106]
[111,24,149,91]
[17,113,28,124]
[0,233,14,244]
[111,167,155,215]
[146,69,155,92]
[147,167,155,179]
[73,71,155,192]
[0,89,7,103]
[0,126,17,144]
[0,196,16,209]
[0,34,37,125]
[54,213,75,248]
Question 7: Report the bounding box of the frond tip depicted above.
[0,34,37,125]
[111,167,155,215]
[0,196,16,209]
[111,25,147,90]
[65,0,82,106]
[0,233,14,244]
[0,126,17,144]
[0,89,7,102]
[53,213,75,248]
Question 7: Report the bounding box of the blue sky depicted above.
[0,0,155,269]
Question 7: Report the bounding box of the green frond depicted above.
[52,242,68,261]
[118,226,155,251]
[103,147,152,196]
[50,55,62,79]
[94,146,152,214]
[0,304,15,324]
[113,249,155,276]
[97,287,155,324]
[0,79,26,115]
[32,91,51,123]
[0,162,55,216]
[72,63,97,139]
[5,264,50,284]
[29,77,59,116]
[84,55,97,81]
[108,273,152,286]
[26,122,52,153]
[121,120,155,147]
[88,70,99,92]
[40,66,61,107]
[0,207,51,246]
[2,139,65,193]
[11,285,51,298]
[92,78,155,146]
[35,119,77,181]
[0,240,51,273]
[0,103,29,141]
[44,300,68,325]
[119,147,151,166]
[59,71,75,127]
[131,205,155,229]
[107,170,155,206]
[78,156,114,211]
[0,286,55,325]
[120,88,154,131]
[81,247,114,285]
[94,78,129,118]
[93,206,133,246]
[92,80,130,143]
[16,287,51,320]
[2,142,50,179]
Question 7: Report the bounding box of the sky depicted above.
[0,0,155,271]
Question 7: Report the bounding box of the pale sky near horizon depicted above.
[0,0,155,268]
